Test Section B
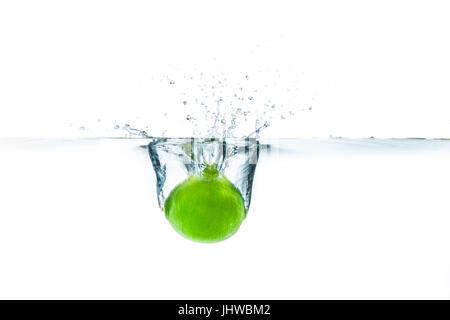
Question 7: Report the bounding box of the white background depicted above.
[1,0,450,138]
[1,1,450,299]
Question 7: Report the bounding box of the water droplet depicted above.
[183,101,187,105]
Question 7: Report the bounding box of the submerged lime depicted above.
[164,165,246,242]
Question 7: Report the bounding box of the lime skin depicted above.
[164,169,246,243]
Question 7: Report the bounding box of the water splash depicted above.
[68,69,317,140]
[155,69,316,139]
[148,137,260,212]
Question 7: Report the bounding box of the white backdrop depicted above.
[1,1,450,138]
[1,1,450,299]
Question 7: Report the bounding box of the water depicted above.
[264,137,450,155]
[147,136,450,220]
[1,137,450,298]
[148,137,260,212]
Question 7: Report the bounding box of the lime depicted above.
[164,165,246,242]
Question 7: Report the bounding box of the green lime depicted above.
[164,165,246,243]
